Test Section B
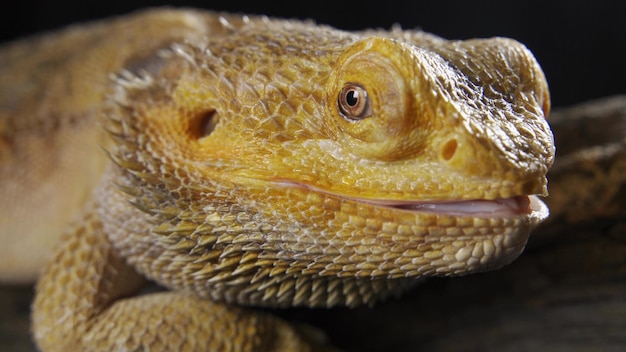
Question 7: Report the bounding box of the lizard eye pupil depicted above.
[338,83,371,120]
[346,90,359,106]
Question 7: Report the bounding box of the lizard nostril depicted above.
[190,110,220,139]
[440,139,458,161]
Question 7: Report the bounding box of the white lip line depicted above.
[344,195,532,217]
[276,180,539,218]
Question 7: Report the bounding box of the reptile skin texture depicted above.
[0,8,554,351]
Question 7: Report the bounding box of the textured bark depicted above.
[1,96,624,351]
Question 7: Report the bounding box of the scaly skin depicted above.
[0,8,554,351]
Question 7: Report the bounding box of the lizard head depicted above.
[104,16,554,308]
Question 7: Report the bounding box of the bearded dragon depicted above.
[0,8,554,351]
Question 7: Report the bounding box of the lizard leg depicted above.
[31,205,314,352]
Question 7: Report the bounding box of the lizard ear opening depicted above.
[190,110,220,139]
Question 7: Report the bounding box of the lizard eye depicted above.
[338,83,372,120]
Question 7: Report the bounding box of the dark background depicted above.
[1,1,625,108]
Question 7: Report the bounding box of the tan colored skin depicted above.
[0,8,554,351]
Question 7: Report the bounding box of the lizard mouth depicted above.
[277,181,548,220]
[344,195,546,218]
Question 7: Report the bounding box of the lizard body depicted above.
[0,8,554,351]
